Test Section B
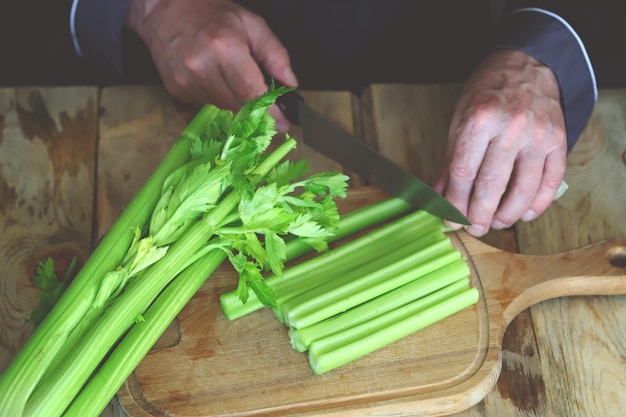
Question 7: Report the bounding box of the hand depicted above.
[434,49,567,237]
[125,0,298,132]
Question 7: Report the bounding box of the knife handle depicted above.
[263,75,304,126]
[275,90,304,126]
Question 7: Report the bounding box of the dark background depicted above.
[0,1,624,92]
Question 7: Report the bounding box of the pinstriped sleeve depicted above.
[492,8,597,153]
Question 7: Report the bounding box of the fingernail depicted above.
[466,224,485,237]
[491,219,507,230]
[284,67,299,87]
[521,210,537,222]
[276,120,290,134]
[444,220,463,231]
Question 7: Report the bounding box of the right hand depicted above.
[125,0,298,132]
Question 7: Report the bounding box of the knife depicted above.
[275,90,471,225]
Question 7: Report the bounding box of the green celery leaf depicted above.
[264,231,286,277]
[238,183,281,225]
[243,233,267,270]
[32,258,57,291]
[29,257,79,327]
[243,263,277,309]
[266,159,310,187]
[307,196,341,231]
[127,237,169,277]
[301,236,329,253]
[300,172,350,198]
[287,214,334,238]
[243,207,296,234]
[93,268,128,309]
[279,195,321,210]
[151,160,231,245]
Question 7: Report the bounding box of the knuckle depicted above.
[474,174,502,193]
[448,161,477,183]
[514,181,538,198]
[206,31,236,59]
[171,68,190,89]
[181,53,206,76]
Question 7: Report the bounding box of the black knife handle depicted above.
[275,90,303,126]
[263,74,304,126]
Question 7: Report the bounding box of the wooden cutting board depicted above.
[114,185,626,416]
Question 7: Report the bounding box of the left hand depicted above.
[434,49,567,237]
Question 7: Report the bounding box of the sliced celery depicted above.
[290,259,470,352]
[308,287,479,375]
[282,239,460,329]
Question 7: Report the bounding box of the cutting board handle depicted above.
[455,231,626,326]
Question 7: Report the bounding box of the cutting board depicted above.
[115,186,626,416]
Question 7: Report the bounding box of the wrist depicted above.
[480,49,560,100]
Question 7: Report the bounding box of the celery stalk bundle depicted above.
[220,208,479,375]
[0,86,350,417]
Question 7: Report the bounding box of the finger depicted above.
[443,129,491,221]
[465,141,516,237]
[522,149,567,221]
[217,40,292,132]
[491,153,544,229]
[433,164,449,195]
[268,105,291,134]
[244,13,298,87]
[168,48,241,110]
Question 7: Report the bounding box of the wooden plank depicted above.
[0,86,98,371]
[515,89,626,416]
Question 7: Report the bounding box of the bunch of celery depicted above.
[220,207,479,374]
[0,86,350,417]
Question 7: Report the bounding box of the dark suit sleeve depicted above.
[491,7,597,153]
[70,0,132,76]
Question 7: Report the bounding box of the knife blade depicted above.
[276,91,471,225]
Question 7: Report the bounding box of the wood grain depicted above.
[515,89,626,417]
[0,87,97,371]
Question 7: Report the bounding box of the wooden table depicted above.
[1,84,625,416]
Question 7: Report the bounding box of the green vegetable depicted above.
[220,200,425,320]
[289,258,471,352]
[28,257,79,328]
[221,203,478,375]
[308,286,479,375]
[281,237,460,329]
[0,85,349,417]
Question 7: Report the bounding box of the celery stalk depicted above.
[63,250,227,417]
[289,259,470,352]
[308,287,479,375]
[220,209,443,320]
[284,197,412,260]
[23,140,298,417]
[282,239,461,329]
[272,229,446,323]
[0,105,219,416]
